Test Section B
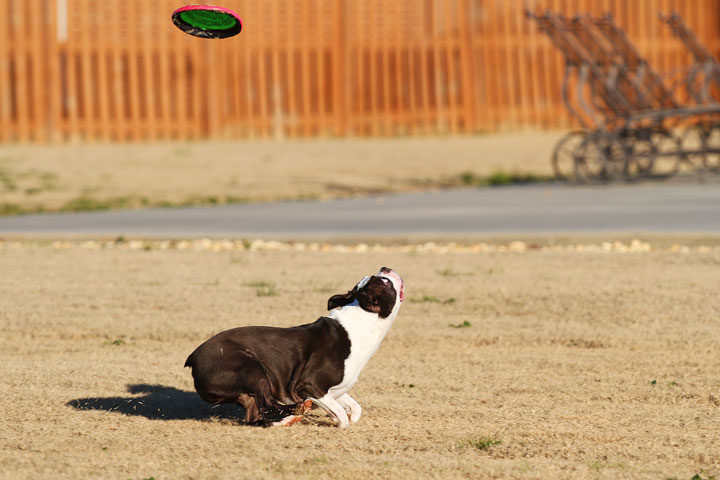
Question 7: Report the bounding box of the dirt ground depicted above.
[0,133,558,212]
[1,240,719,479]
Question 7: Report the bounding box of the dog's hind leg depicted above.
[228,353,286,425]
[296,398,314,415]
[270,399,313,427]
[271,415,304,427]
[237,393,262,425]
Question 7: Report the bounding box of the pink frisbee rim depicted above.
[172,4,243,39]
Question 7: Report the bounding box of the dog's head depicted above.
[327,267,404,319]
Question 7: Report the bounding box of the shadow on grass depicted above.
[67,384,245,422]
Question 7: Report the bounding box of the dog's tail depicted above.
[184,350,196,368]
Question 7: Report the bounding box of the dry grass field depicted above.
[0,133,556,214]
[2,240,719,480]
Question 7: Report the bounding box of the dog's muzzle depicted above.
[379,267,404,302]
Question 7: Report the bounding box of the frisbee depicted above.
[172,5,243,39]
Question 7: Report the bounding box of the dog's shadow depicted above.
[67,384,246,423]
[67,384,336,427]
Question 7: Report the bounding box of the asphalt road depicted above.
[1,183,719,237]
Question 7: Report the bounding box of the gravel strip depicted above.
[1,238,717,253]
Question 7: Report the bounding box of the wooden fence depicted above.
[1,0,719,142]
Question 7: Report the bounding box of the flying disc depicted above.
[172,5,243,39]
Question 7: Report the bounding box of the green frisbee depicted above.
[172,5,243,39]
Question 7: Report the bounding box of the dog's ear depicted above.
[328,288,357,310]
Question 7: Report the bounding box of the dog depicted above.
[184,267,404,427]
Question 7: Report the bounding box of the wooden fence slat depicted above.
[392,2,403,133]
[357,2,369,134]
[15,0,30,141]
[486,2,500,129]
[244,1,256,137]
[331,0,346,136]
[29,0,46,141]
[474,1,491,130]
[79,0,93,140]
[512,3,532,126]
[193,29,207,138]
[95,0,111,140]
[405,0,420,134]
[128,1,141,140]
[298,0,309,136]
[381,1,391,135]
[171,29,185,139]
[142,0,157,141]
[368,0,378,136]
[500,2,518,128]
[442,0,456,133]
[458,0,476,132]
[66,2,80,141]
[315,1,325,135]
[46,0,62,141]
[430,0,442,133]
[0,1,12,141]
[270,0,281,137]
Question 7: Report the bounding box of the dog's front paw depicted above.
[349,404,362,423]
[338,394,362,423]
[335,415,350,428]
[311,394,350,428]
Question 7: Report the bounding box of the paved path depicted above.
[1,183,719,237]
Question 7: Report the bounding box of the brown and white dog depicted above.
[185,267,404,427]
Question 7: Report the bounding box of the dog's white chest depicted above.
[328,307,392,397]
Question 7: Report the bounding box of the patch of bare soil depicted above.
[0,133,558,212]
[1,243,719,479]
